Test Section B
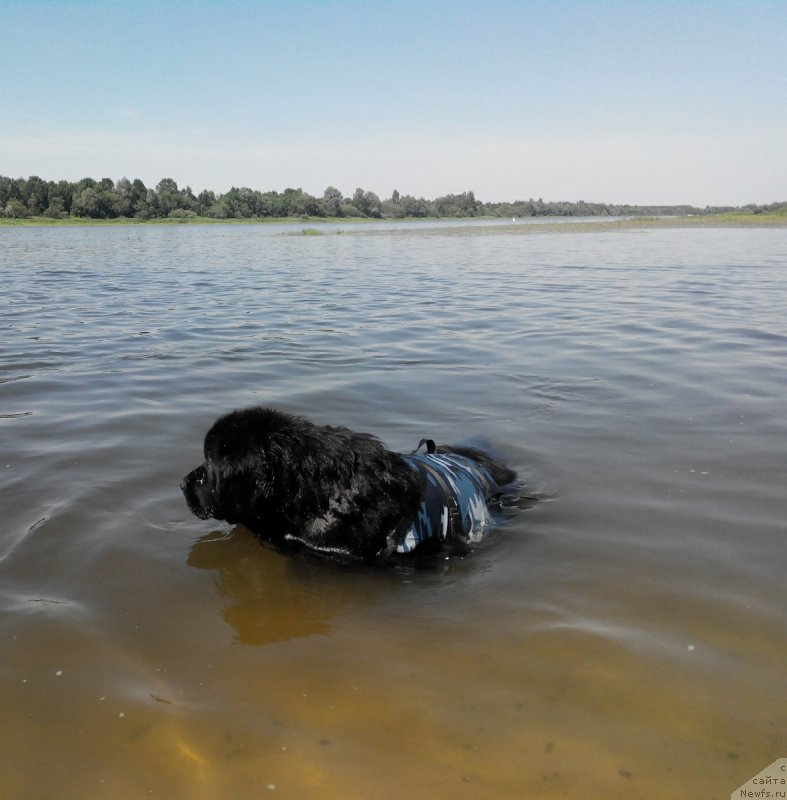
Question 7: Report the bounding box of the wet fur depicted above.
[181,407,516,563]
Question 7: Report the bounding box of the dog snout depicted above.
[181,465,214,519]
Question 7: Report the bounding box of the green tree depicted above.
[112,177,133,216]
[255,191,279,217]
[43,197,66,218]
[4,198,30,218]
[73,177,97,200]
[222,186,254,217]
[340,199,361,217]
[380,197,403,218]
[127,179,149,216]
[155,177,180,216]
[278,187,318,217]
[112,193,133,217]
[197,189,216,215]
[130,178,148,202]
[352,187,368,216]
[400,194,429,217]
[24,175,49,214]
[291,189,319,216]
[321,186,343,217]
[206,197,232,218]
[181,186,199,213]
[72,188,103,218]
[363,190,382,218]
[49,180,75,213]
[0,176,23,206]
[156,177,178,194]
[115,177,131,197]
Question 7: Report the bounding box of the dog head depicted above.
[181,407,310,527]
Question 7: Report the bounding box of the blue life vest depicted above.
[397,453,497,554]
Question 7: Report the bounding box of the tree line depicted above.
[0,174,778,221]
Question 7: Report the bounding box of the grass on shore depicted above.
[0,214,369,227]
[627,209,787,227]
[1,210,785,229]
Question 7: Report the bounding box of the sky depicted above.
[1,0,785,206]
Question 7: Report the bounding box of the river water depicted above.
[1,222,785,799]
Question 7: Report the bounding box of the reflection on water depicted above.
[0,223,785,799]
[188,528,346,645]
[187,524,513,646]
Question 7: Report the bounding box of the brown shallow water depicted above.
[1,223,785,798]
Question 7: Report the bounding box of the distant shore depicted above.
[1,211,785,231]
[465,212,787,234]
[325,212,787,237]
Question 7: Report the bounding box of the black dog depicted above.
[181,407,516,563]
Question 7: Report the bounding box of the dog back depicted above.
[397,454,497,553]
